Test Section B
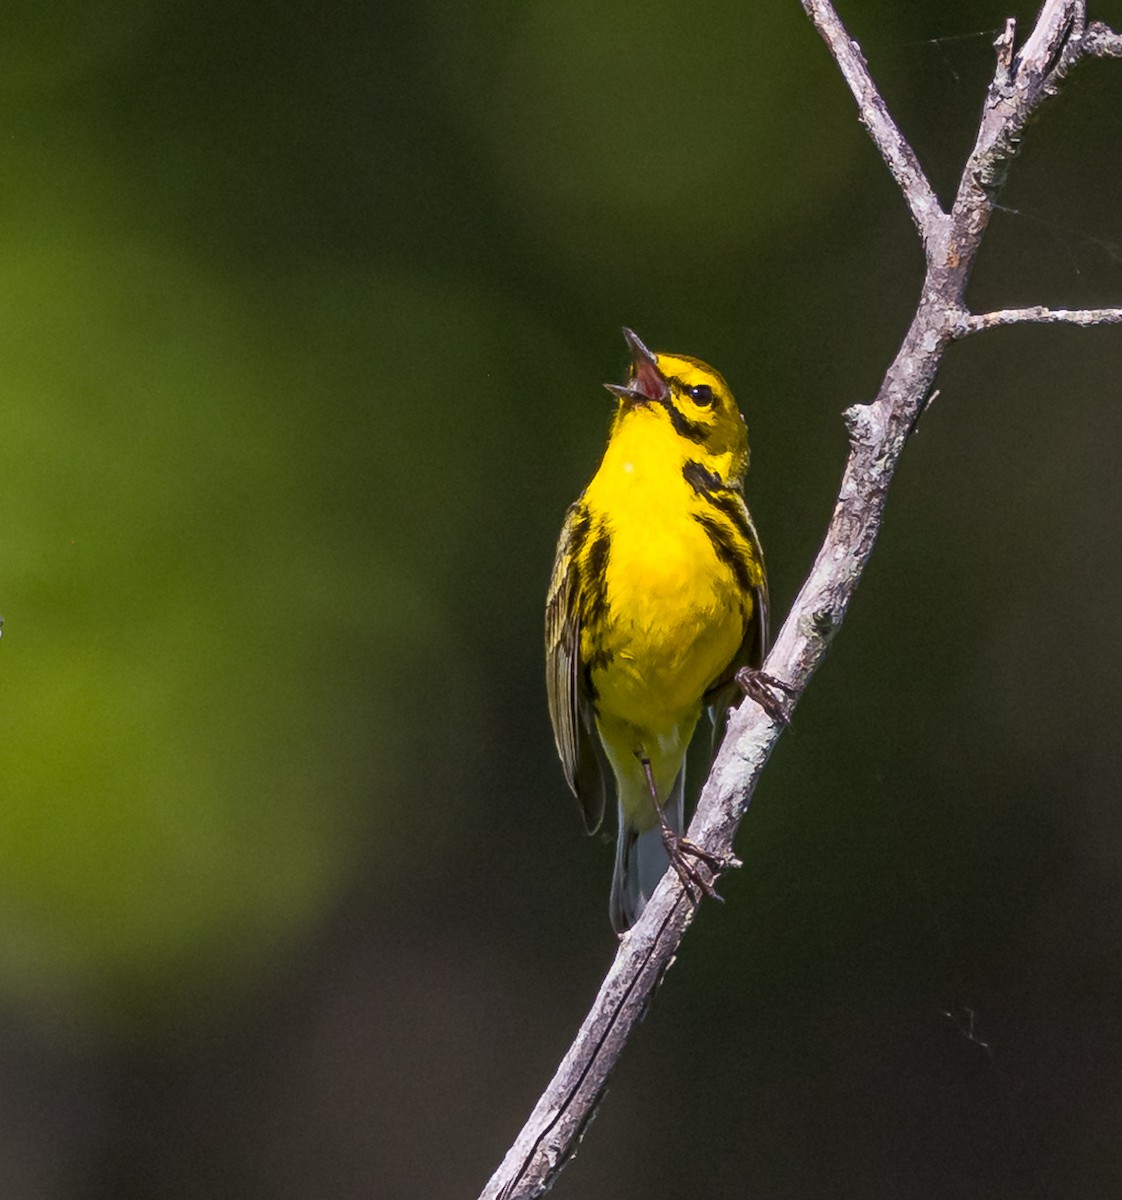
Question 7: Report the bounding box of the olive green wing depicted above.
[545,502,607,834]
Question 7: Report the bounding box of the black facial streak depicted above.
[682,459,725,495]
[656,390,710,443]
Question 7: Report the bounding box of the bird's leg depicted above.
[637,755,728,903]
[735,667,797,726]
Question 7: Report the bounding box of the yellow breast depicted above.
[580,408,749,735]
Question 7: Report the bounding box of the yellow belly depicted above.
[586,518,744,735]
[578,406,752,817]
[586,528,744,823]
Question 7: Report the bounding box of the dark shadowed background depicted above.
[1,1,1121,1197]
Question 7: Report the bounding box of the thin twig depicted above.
[800,0,946,251]
[960,305,1122,333]
[480,4,1121,1197]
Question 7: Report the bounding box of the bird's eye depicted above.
[689,384,713,407]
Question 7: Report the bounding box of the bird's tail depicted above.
[609,767,685,934]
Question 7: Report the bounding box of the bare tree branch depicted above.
[480,4,1121,1197]
[799,0,946,249]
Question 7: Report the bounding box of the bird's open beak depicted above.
[604,327,669,405]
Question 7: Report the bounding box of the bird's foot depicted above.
[735,666,797,726]
[661,827,741,904]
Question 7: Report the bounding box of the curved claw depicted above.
[735,667,796,726]
[662,830,733,904]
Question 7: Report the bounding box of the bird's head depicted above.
[605,328,749,476]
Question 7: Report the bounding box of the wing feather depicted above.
[545,503,606,833]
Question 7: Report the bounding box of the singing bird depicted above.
[546,329,770,933]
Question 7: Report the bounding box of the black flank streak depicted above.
[693,513,753,596]
[569,504,614,674]
[582,523,612,633]
[706,491,755,548]
[565,501,592,559]
[683,461,754,546]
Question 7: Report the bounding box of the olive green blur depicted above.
[0,0,1120,1196]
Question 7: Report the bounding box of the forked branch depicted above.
[480,4,1122,1196]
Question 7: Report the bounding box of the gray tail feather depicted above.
[609,768,685,934]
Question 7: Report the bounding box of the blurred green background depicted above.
[0,0,1120,1196]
